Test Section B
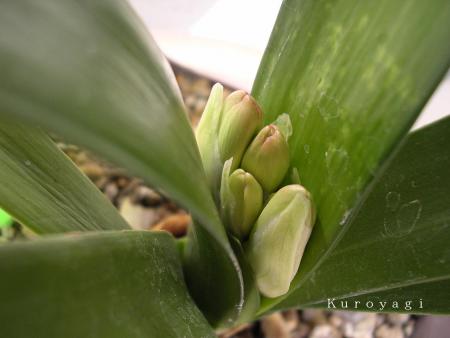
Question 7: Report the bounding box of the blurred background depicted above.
[127,0,449,131]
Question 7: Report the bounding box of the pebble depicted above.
[353,313,377,338]
[329,313,343,329]
[261,313,290,338]
[217,324,252,338]
[292,322,311,338]
[135,186,163,206]
[152,213,191,237]
[79,162,105,178]
[302,309,328,325]
[375,324,404,338]
[282,309,300,331]
[103,182,119,201]
[404,320,415,337]
[119,197,159,229]
[310,324,342,338]
[387,314,410,326]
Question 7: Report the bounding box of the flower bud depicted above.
[218,92,263,169]
[221,168,263,240]
[195,83,224,203]
[241,125,290,192]
[245,184,315,298]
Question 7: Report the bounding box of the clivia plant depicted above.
[0,0,449,337]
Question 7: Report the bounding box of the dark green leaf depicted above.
[309,278,450,315]
[0,0,242,325]
[252,0,450,311]
[275,117,450,314]
[0,0,218,242]
[0,231,215,338]
[0,122,129,233]
[183,224,244,328]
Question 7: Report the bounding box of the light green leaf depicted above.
[0,0,242,325]
[0,208,13,228]
[0,122,129,233]
[275,117,450,314]
[0,231,215,338]
[252,0,450,311]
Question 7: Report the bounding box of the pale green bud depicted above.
[241,125,290,192]
[221,168,263,240]
[218,91,263,169]
[245,184,315,298]
[195,83,224,204]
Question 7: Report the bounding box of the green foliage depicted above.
[0,231,215,337]
[275,117,450,314]
[0,209,13,228]
[0,122,129,233]
[0,0,449,336]
[0,0,242,326]
[252,0,450,312]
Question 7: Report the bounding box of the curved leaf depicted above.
[308,278,450,314]
[275,117,450,314]
[0,122,129,233]
[183,224,244,328]
[0,0,217,243]
[0,0,242,325]
[252,0,450,311]
[0,231,215,338]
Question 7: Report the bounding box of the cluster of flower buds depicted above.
[195,84,316,298]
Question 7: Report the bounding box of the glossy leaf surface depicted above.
[0,0,242,323]
[252,0,450,310]
[0,122,129,233]
[0,231,215,337]
[276,117,450,314]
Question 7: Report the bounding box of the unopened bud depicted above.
[241,125,290,192]
[195,83,224,203]
[221,168,263,240]
[245,184,315,298]
[218,92,263,169]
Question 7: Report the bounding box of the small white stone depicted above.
[310,324,343,338]
[387,314,410,326]
[119,197,159,229]
[404,320,415,337]
[375,324,404,338]
[302,309,327,325]
[353,313,377,338]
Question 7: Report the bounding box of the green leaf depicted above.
[275,117,450,314]
[0,208,13,228]
[0,122,129,233]
[0,0,242,325]
[308,278,450,314]
[183,224,244,328]
[0,231,215,338]
[252,0,450,310]
[0,0,216,240]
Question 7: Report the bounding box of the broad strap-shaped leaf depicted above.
[0,0,218,243]
[252,0,450,311]
[274,117,450,314]
[0,231,215,338]
[0,0,242,325]
[309,279,450,314]
[0,122,129,233]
